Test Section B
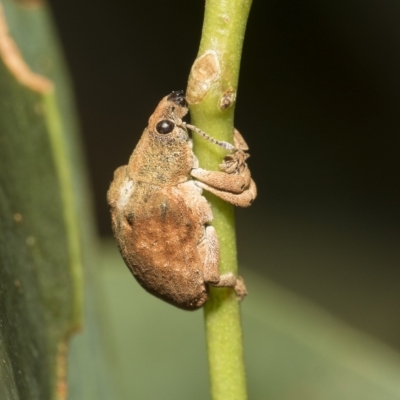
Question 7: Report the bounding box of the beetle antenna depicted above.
[182,123,235,151]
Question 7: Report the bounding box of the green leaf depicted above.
[97,241,400,400]
[0,1,88,398]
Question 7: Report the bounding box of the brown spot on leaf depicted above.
[186,50,220,104]
[219,88,236,110]
[221,14,230,23]
[56,341,68,400]
[0,3,53,93]
[13,213,22,222]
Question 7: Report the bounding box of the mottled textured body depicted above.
[107,92,256,310]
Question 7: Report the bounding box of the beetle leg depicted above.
[196,179,257,208]
[199,225,247,301]
[200,225,220,284]
[212,273,247,302]
[191,166,251,194]
[233,128,249,151]
[191,127,256,199]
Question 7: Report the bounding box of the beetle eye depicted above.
[156,120,175,134]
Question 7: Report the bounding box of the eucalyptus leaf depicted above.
[99,241,400,400]
[0,1,108,398]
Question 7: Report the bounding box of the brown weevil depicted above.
[107,91,256,310]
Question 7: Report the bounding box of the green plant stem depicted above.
[186,0,252,399]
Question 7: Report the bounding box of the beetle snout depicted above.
[167,91,188,108]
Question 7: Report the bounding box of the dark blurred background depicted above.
[48,0,400,350]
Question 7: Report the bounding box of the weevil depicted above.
[107,91,256,310]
